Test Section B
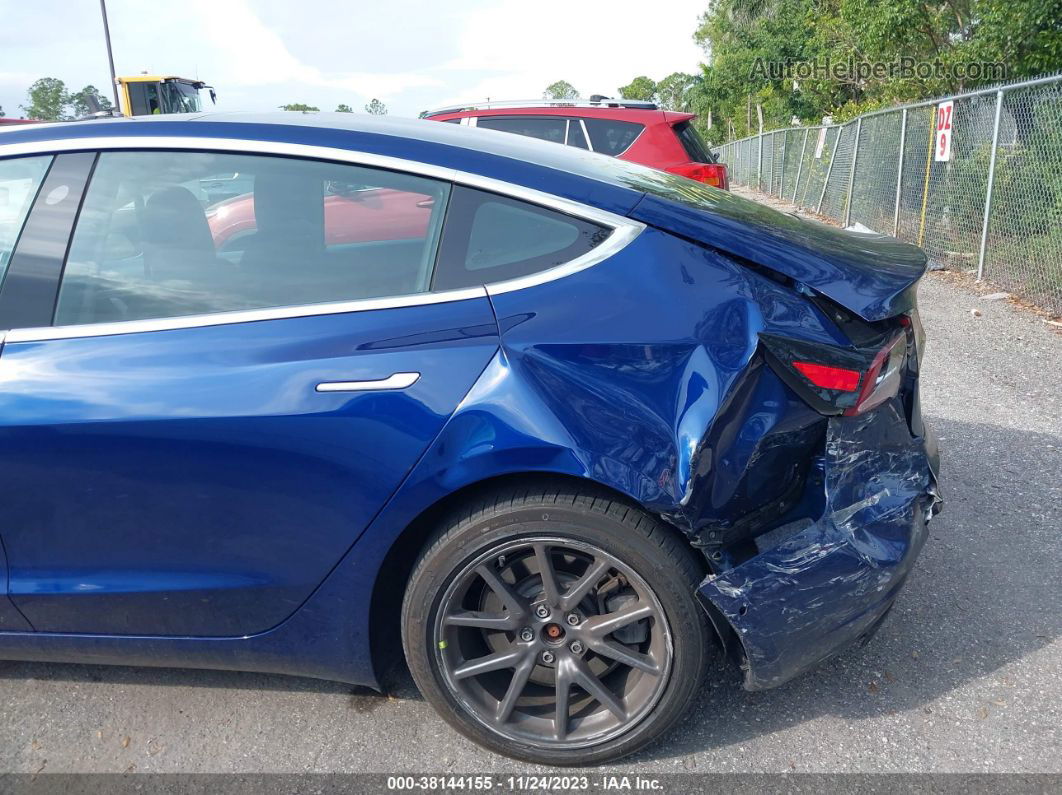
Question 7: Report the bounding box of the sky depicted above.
[0,0,708,119]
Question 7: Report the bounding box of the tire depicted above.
[401,482,711,765]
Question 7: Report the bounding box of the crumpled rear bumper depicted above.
[696,399,941,690]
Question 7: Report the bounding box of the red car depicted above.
[207,186,431,251]
[421,98,729,190]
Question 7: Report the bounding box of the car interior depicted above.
[54,151,450,326]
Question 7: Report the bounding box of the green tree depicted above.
[654,72,699,110]
[691,0,1062,142]
[966,0,1062,78]
[364,98,388,115]
[0,105,5,118]
[335,103,354,112]
[544,80,579,100]
[67,85,113,118]
[21,77,69,121]
[618,76,656,101]
[278,103,319,112]
[691,0,820,141]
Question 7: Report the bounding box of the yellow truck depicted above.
[115,75,216,116]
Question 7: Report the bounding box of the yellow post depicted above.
[917,106,937,247]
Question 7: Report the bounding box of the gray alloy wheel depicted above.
[435,536,673,749]
[402,484,711,765]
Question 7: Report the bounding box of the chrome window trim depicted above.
[580,119,595,153]
[484,219,641,296]
[561,118,594,152]
[0,135,645,342]
[5,288,488,342]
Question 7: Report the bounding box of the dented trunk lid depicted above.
[628,186,927,322]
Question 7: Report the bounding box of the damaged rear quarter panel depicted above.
[697,398,935,689]
[487,228,843,540]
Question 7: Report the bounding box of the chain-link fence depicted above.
[713,74,1062,315]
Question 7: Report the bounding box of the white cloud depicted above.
[435,0,706,106]
[185,0,442,99]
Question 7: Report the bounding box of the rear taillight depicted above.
[843,332,906,416]
[665,162,729,190]
[762,330,907,416]
[792,361,861,392]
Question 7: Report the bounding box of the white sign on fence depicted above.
[935,100,954,162]
[814,127,827,158]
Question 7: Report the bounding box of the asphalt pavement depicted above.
[1,200,1059,775]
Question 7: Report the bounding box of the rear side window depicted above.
[433,186,610,290]
[0,155,52,285]
[476,116,566,144]
[582,119,644,155]
[673,120,717,163]
[55,151,450,326]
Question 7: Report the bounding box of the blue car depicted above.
[0,113,940,764]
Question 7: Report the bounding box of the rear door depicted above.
[0,147,499,637]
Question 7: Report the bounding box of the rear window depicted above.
[673,121,717,163]
[432,186,609,290]
[582,119,644,156]
[476,116,566,144]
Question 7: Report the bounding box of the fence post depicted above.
[768,132,777,194]
[769,131,777,194]
[792,128,809,203]
[893,108,907,237]
[817,127,838,214]
[977,89,1005,281]
[778,130,788,197]
[777,131,785,196]
[757,132,763,191]
[843,118,862,227]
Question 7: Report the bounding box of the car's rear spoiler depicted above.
[629,191,927,321]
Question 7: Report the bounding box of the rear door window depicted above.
[0,156,52,284]
[582,119,644,155]
[432,186,609,290]
[673,120,717,163]
[475,116,567,144]
[54,151,450,326]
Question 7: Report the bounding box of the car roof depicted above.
[428,106,696,125]
[0,111,657,216]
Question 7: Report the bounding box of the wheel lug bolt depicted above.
[519,627,534,642]
[569,641,584,655]
[541,651,555,664]
[534,604,550,619]
[566,613,580,626]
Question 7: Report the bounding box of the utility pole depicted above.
[100,0,119,108]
